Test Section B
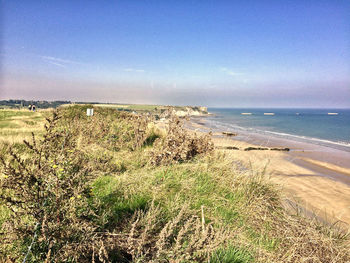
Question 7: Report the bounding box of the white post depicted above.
[86,108,94,116]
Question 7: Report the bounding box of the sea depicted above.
[204,108,350,152]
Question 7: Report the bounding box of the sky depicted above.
[0,0,349,108]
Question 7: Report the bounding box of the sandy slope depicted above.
[188,120,350,228]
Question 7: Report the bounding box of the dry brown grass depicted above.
[151,115,214,165]
[115,202,233,263]
[203,152,350,263]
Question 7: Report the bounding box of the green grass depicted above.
[0,121,21,129]
[0,110,35,120]
[0,109,46,143]
[0,110,36,129]
[93,103,163,112]
[211,245,254,263]
[91,175,151,229]
[93,103,194,113]
[120,104,161,111]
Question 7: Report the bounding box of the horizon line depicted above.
[1,99,349,110]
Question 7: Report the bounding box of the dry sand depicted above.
[187,118,350,228]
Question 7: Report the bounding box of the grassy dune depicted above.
[0,106,349,262]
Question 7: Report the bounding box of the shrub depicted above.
[151,115,214,165]
[0,112,98,262]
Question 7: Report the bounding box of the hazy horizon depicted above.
[1,1,349,108]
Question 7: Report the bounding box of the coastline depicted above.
[186,115,350,227]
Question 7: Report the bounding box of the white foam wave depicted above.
[206,119,350,149]
[263,130,350,148]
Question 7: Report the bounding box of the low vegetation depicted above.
[0,100,71,109]
[0,109,47,144]
[0,106,349,262]
[150,115,214,165]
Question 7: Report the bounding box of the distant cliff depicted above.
[173,106,208,117]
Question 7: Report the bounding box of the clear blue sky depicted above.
[1,0,349,107]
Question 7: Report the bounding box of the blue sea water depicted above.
[206,108,350,151]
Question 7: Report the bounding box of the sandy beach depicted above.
[187,117,350,228]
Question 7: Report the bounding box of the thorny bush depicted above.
[0,111,100,262]
[151,115,214,165]
[0,107,162,262]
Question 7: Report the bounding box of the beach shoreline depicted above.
[188,115,350,171]
[186,116,350,227]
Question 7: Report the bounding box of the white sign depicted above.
[87,108,94,116]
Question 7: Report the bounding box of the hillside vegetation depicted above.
[0,106,349,262]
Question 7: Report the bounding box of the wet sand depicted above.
[186,117,350,227]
